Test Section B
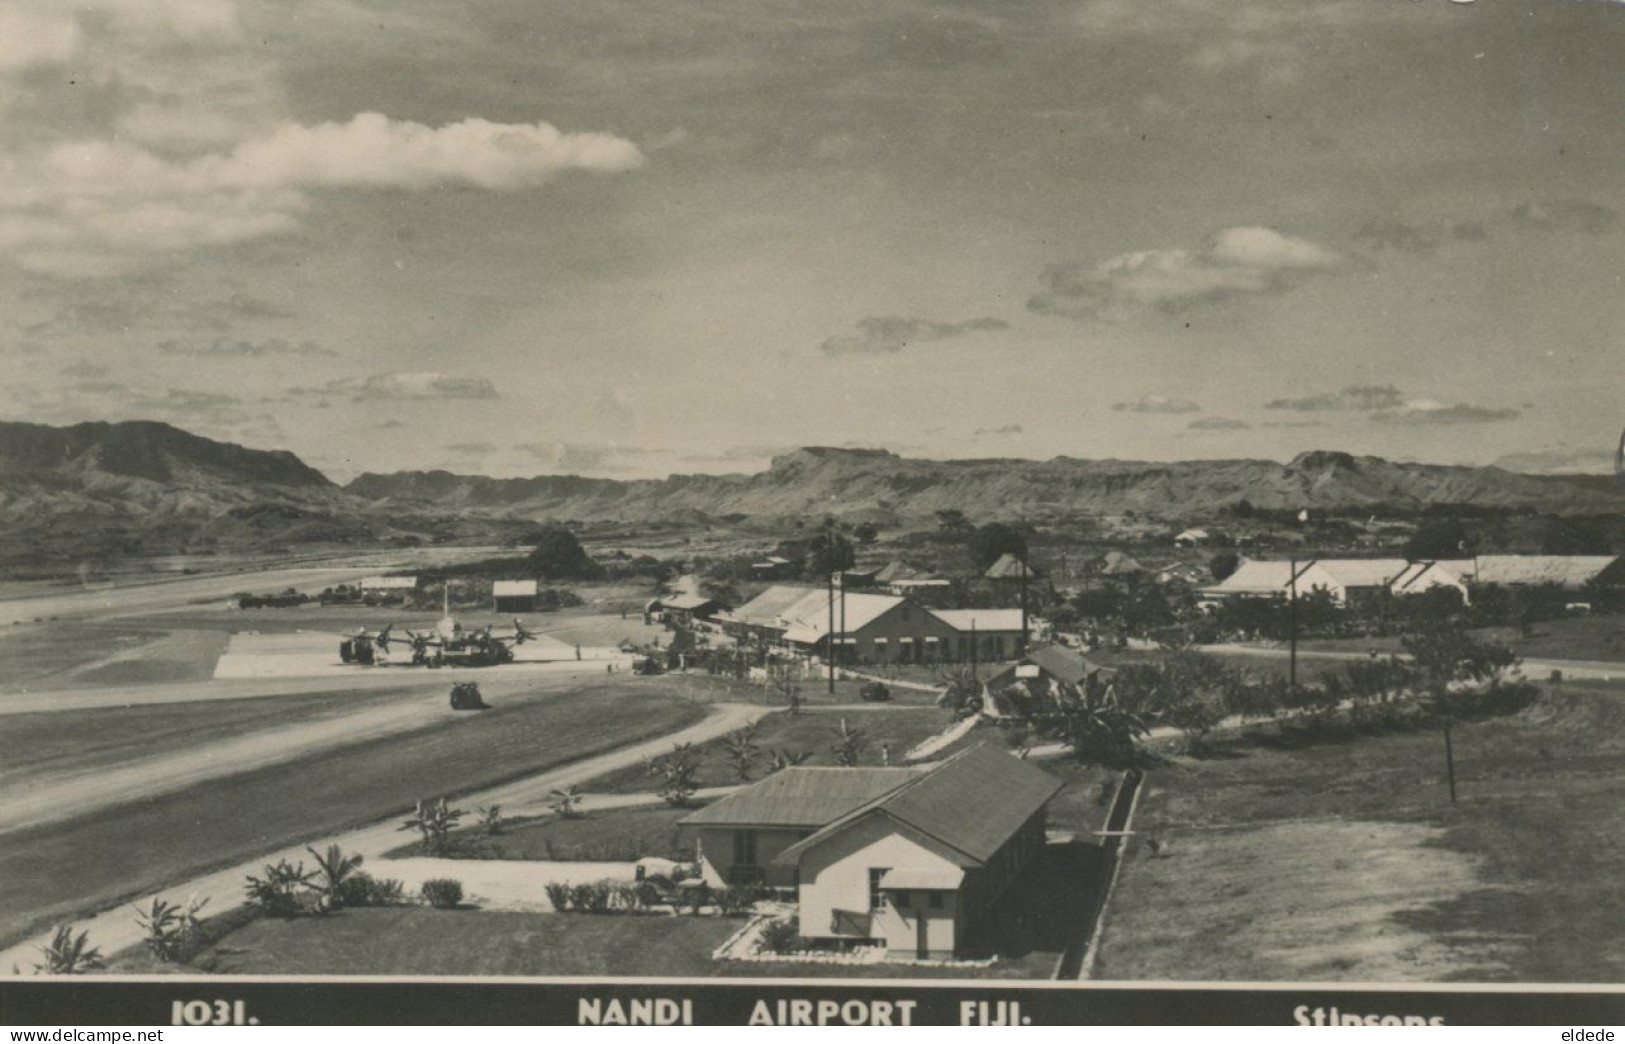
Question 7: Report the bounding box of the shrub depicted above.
[336,873,406,908]
[400,797,466,856]
[715,886,758,917]
[568,883,596,913]
[544,882,572,912]
[32,924,104,974]
[755,917,803,955]
[421,878,464,909]
[683,882,713,916]
[612,882,643,913]
[583,882,614,915]
[476,805,506,836]
[131,896,206,962]
[245,859,315,919]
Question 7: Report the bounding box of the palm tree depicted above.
[306,844,364,910]
[549,786,585,819]
[34,924,104,974]
[768,747,814,772]
[721,723,761,781]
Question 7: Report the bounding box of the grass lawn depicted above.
[0,684,705,948]
[1294,614,1625,664]
[388,802,700,863]
[108,907,742,977]
[0,624,166,693]
[1093,679,1625,983]
[584,706,956,795]
[0,686,420,788]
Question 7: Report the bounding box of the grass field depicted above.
[1093,680,1625,983]
[1294,613,1625,663]
[584,706,955,795]
[0,686,421,788]
[107,906,741,977]
[0,684,706,948]
[113,839,1090,980]
[0,624,165,693]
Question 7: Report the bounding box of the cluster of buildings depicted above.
[712,584,1027,665]
[1200,554,1623,607]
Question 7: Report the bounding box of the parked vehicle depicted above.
[859,681,892,702]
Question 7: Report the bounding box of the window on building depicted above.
[929,891,944,909]
[732,829,757,868]
[868,868,889,910]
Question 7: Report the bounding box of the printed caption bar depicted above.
[3,982,1624,1026]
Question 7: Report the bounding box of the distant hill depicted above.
[347,446,1625,524]
[4,421,1619,566]
[0,420,382,564]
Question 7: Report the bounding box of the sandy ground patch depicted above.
[1095,818,1516,982]
[368,858,638,911]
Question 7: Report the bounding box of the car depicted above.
[858,681,891,702]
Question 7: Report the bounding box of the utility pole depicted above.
[1443,723,1458,804]
[1018,553,1030,656]
[970,618,978,681]
[1288,555,1299,695]
[839,567,847,671]
[826,526,836,696]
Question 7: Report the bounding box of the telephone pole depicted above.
[1288,555,1299,695]
[826,527,836,695]
[1018,552,1030,656]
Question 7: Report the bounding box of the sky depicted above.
[2,0,1622,482]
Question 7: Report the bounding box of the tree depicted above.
[549,787,585,819]
[523,525,603,580]
[830,718,867,766]
[306,844,364,911]
[722,723,761,781]
[1401,620,1521,803]
[936,664,984,718]
[1208,551,1241,583]
[852,522,880,545]
[768,747,814,772]
[647,743,700,806]
[935,509,973,536]
[33,925,104,974]
[1405,519,1476,561]
[768,663,802,716]
[804,530,855,579]
[400,797,466,856]
[969,523,1028,572]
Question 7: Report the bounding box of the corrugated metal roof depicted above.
[990,644,1106,687]
[1203,558,1295,594]
[1311,558,1409,588]
[678,767,920,828]
[774,744,1064,868]
[930,609,1025,633]
[662,593,716,611]
[984,553,1036,579]
[777,590,908,642]
[491,580,537,597]
[1474,555,1620,589]
[725,585,821,628]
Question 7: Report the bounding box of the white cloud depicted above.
[1370,400,1520,425]
[0,114,645,275]
[1112,395,1202,414]
[820,315,1009,355]
[1029,226,1344,320]
[291,372,501,402]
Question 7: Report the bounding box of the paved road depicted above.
[1205,642,1625,681]
[0,701,770,973]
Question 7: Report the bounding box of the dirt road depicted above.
[0,701,769,973]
